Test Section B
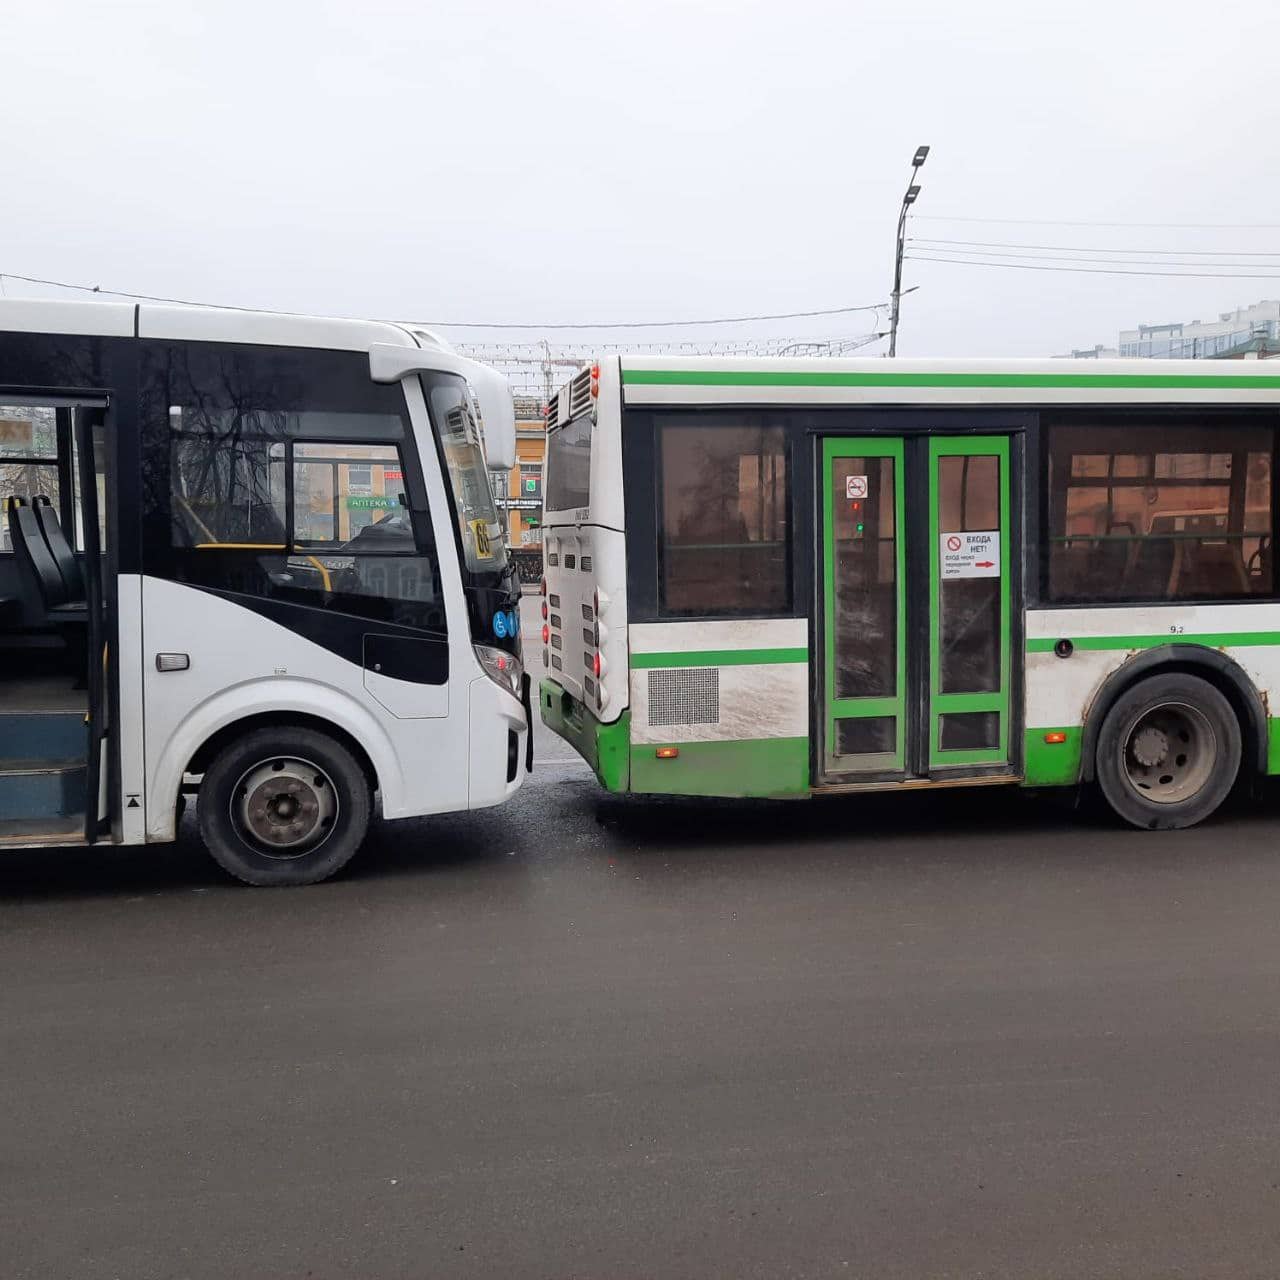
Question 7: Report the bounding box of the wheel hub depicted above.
[1130,725,1169,769]
[1121,701,1216,806]
[232,757,338,858]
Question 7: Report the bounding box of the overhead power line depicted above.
[406,302,886,330]
[911,237,1280,257]
[906,254,1280,280]
[912,215,1280,230]
[0,269,885,333]
[906,245,1280,270]
[0,271,275,313]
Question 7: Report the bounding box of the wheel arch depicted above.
[146,680,402,842]
[1079,643,1267,783]
[184,711,379,789]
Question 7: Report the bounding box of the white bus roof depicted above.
[0,296,421,352]
[616,353,1280,406]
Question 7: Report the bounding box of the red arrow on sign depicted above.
[975,560,995,568]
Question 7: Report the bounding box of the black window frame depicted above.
[654,416,795,620]
[1039,409,1279,607]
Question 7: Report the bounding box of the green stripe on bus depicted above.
[622,369,1280,390]
[631,647,809,669]
[1027,632,1280,653]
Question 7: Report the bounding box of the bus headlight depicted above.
[473,644,523,700]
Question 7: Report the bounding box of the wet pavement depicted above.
[5,616,1280,1276]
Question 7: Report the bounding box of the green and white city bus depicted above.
[538,356,1280,830]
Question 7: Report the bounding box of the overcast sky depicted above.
[5,0,1280,358]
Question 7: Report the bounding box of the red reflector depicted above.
[1043,731,1068,745]
[541,624,549,644]
[655,746,679,759]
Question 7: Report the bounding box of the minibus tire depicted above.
[1094,673,1240,831]
[197,727,371,886]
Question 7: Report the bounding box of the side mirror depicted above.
[462,359,517,472]
[368,342,518,471]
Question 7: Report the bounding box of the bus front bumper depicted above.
[539,679,630,792]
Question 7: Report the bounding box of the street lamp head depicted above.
[903,184,921,205]
[913,145,930,167]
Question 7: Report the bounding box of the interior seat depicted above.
[32,495,85,601]
[4,496,87,623]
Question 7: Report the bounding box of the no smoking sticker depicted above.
[846,475,868,500]
[940,530,1000,579]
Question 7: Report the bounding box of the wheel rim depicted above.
[230,756,339,859]
[1120,701,1217,805]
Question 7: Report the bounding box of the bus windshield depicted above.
[422,373,507,573]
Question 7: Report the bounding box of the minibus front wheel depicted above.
[197,726,372,886]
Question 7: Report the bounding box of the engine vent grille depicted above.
[647,668,720,727]
[568,367,592,419]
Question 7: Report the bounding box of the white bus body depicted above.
[0,299,528,884]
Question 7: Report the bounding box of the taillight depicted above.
[540,577,547,597]
[542,624,550,645]
[593,652,603,678]
[541,601,548,620]
[590,362,600,399]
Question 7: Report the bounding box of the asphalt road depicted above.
[6,645,1280,1275]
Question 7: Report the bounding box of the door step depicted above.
[0,710,87,767]
[812,772,1022,795]
[0,761,87,820]
[0,816,86,847]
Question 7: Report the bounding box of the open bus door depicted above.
[0,396,113,847]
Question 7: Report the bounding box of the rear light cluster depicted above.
[589,362,600,401]
[541,576,551,669]
[592,587,609,712]
[541,566,609,713]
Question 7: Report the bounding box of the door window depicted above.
[937,454,1001,696]
[831,455,898,701]
[0,405,59,551]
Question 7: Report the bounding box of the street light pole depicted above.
[888,145,929,358]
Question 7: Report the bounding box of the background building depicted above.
[1069,299,1280,360]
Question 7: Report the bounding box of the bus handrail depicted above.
[192,542,334,592]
